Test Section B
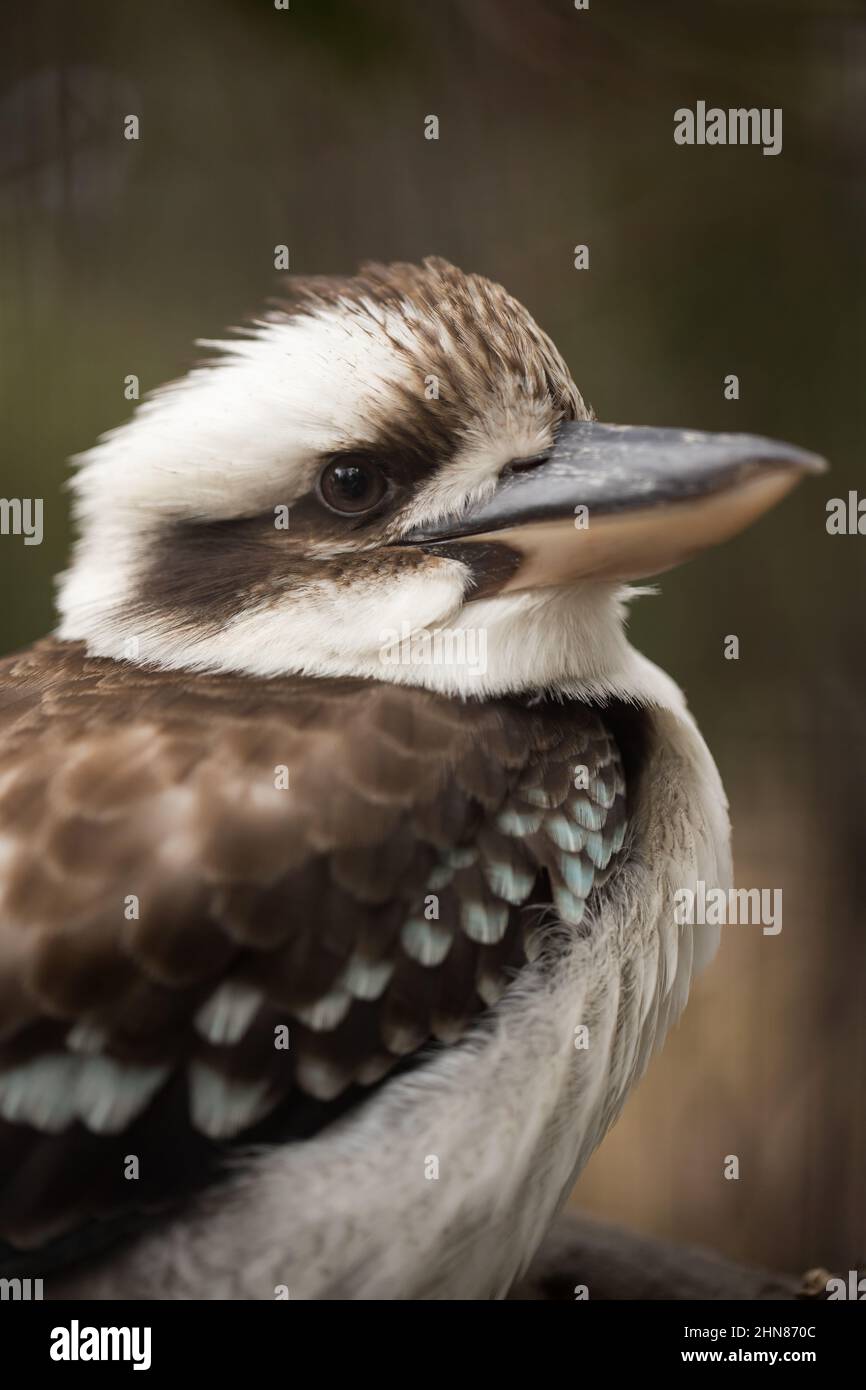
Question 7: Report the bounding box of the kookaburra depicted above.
[0,259,822,1300]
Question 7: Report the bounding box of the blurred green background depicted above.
[2,0,864,1278]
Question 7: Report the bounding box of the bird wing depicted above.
[0,639,628,1252]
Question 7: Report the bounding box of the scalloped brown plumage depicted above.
[0,636,627,1252]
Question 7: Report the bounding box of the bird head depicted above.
[57,257,823,698]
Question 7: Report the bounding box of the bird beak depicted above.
[400,421,826,591]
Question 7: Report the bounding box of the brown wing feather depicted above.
[0,639,627,1250]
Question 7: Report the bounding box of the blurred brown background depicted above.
[1,0,863,1278]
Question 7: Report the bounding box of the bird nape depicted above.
[0,258,824,1299]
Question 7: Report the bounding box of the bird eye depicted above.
[317,457,387,516]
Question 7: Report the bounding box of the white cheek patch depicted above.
[213,563,469,677]
[66,559,471,682]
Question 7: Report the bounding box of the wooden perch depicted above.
[508,1213,821,1300]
